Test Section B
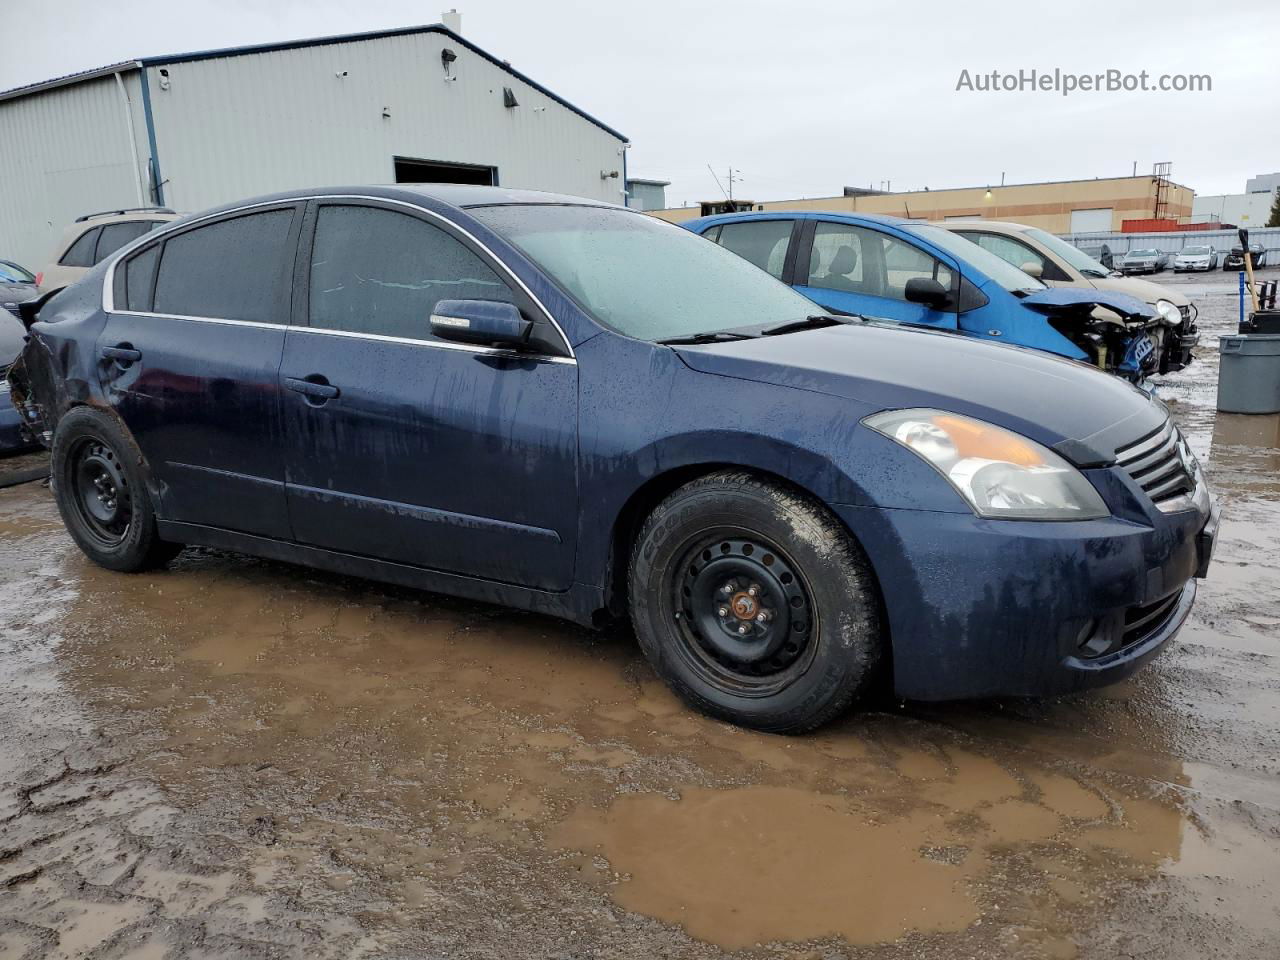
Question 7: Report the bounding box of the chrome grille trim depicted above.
[1115,419,1197,511]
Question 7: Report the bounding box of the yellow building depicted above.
[650,175,1194,234]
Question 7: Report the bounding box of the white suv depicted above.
[38,208,179,292]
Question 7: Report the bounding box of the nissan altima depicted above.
[7,186,1218,732]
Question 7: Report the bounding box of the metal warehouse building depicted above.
[0,21,629,267]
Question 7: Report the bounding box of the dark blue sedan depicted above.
[7,186,1217,731]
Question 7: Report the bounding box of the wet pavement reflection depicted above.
[0,270,1277,959]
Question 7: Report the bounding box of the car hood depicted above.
[1083,275,1189,308]
[674,322,1167,465]
[1018,287,1156,321]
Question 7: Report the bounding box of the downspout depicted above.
[113,69,146,206]
[138,65,165,206]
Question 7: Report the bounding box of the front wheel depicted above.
[628,471,882,733]
[50,407,183,572]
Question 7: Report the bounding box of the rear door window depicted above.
[958,231,1047,275]
[307,204,516,342]
[712,220,793,279]
[59,227,101,267]
[153,209,296,323]
[124,245,161,312]
[95,221,155,264]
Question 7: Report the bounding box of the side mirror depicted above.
[429,299,532,349]
[1020,261,1043,279]
[904,277,951,309]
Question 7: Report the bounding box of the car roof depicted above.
[147,185,625,233]
[930,220,1037,233]
[685,210,915,231]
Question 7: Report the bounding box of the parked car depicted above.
[1118,248,1169,275]
[1174,245,1218,272]
[685,211,1168,384]
[37,207,179,293]
[936,221,1198,374]
[1,260,37,318]
[0,306,36,452]
[8,186,1218,732]
[1224,243,1268,271]
[1075,242,1114,270]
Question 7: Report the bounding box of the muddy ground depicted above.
[1,269,1278,960]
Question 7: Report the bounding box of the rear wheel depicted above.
[50,407,182,572]
[628,471,882,733]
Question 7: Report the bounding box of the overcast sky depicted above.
[5,0,1277,206]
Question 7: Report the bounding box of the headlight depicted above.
[864,409,1109,521]
[1155,299,1180,324]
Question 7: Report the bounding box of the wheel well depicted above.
[599,463,885,629]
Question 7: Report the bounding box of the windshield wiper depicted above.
[760,314,853,336]
[1080,268,1109,278]
[656,330,758,345]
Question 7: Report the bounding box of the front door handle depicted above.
[101,344,142,364]
[284,376,340,403]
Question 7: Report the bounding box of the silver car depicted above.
[1173,245,1218,272]
[1119,248,1169,275]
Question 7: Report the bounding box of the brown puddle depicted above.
[550,751,1181,949]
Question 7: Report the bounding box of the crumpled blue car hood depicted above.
[1018,286,1156,321]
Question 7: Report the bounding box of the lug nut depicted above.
[737,624,750,635]
[721,581,736,595]
[748,584,760,597]
[717,606,729,617]
[756,611,770,623]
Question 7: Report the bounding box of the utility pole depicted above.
[708,165,743,206]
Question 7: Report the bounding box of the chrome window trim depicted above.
[105,309,576,365]
[101,193,576,360]
[287,324,576,364]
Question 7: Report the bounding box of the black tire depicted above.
[50,407,183,572]
[628,471,882,733]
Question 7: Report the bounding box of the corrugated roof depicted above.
[0,60,140,103]
[0,24,627,141]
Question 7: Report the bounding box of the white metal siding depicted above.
[146,32,626,213]
[0,72,151,268]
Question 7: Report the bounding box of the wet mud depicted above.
[1,270,1278,958]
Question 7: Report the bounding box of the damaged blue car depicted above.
[684,211,1168,384]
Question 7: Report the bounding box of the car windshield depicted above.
[1021,227,1113,277]
[1182,246,1210,255]
[468,204,817,341]
[1130,249,1159,257]
[0,261,34,283]
[909,225,1045,294]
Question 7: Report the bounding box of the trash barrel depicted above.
[1218,334,1280,414]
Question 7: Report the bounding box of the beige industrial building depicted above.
[650,174,1194,234]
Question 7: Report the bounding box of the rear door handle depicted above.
[101,345,142,364]
[284,376,340,401]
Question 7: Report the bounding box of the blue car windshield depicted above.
[908,225,1045,295]
[468,204,817,341]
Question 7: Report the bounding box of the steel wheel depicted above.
[67,437,132,548]
[670,529,818,697]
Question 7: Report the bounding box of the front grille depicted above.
[1178,304,1191,323]
[1121,590,1182,647]
[1115,420,1196,509]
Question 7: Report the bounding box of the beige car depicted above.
[934,219,1198,374]
[37,208,179,293]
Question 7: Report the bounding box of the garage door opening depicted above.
[394,157,498,186]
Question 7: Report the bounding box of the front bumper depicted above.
[834,485,1215,701]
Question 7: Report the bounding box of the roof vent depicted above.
[502,87,518,109]
[442,9,462,33]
